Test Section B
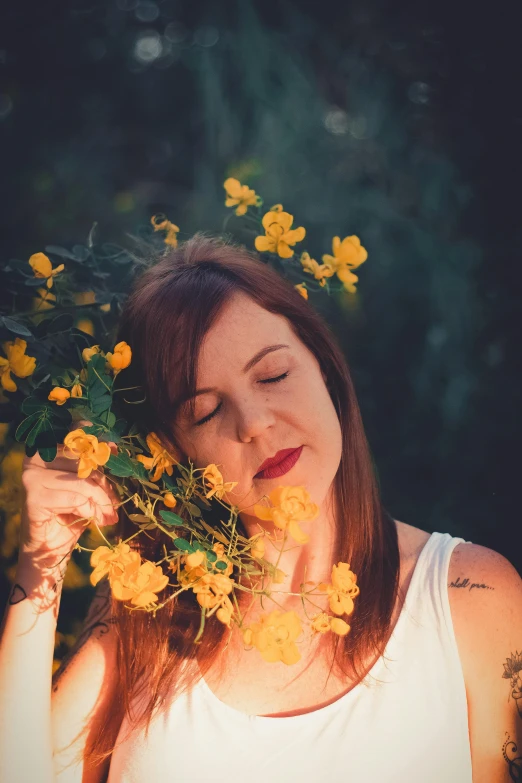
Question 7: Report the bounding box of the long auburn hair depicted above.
[82,232,400,769]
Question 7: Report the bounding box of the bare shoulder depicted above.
[394,518,431,558]
[448,540,522,680]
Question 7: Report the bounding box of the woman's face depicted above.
[173,292,343,529]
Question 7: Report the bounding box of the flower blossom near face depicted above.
[0,338,37,393]
[63,428,112,479]
[136,432,180,482]
[253,485,319,545]
[202,463,238,500]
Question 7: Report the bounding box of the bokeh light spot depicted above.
[133,30,163,63]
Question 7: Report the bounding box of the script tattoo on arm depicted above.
[52,578,116,692]
[449,575,495,592]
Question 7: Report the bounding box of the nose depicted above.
[236,399,276,443]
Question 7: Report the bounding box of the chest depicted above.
[199,525,430,717]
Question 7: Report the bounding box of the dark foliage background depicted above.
[0,0,520,650]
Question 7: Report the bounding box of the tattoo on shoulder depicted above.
[502,732,521,781]
[52,579,116,691]
[502,651,522,719]
[449,575,495,592]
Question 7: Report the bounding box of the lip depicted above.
[254,446,303,480]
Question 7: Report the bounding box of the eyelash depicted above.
[195,372,290,426]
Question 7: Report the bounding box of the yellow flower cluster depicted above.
[0,338,36,393]
[175,543,235,627]
[80,341,132,376]
[221,177,368,296]
[253,485,319,545]
[90,541,169,608]
[310,561,361,637]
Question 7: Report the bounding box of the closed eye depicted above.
[195,372,289,426]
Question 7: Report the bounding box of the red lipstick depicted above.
[255,446,303,479]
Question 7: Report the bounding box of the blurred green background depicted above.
[0,0,520,667]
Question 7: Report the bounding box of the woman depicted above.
[1,234,521,783]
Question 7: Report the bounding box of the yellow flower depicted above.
[216,597,235,627]
[318,561,360,616]
[163,491,177,508]
[151,214,180,247]
[63,428,112,479]
[311,612,331,634]
[249,533,265,559]
[191,572,234,610]
[110,558,169,607]
[329,617,351,636]
[90,541,141,586]
[82,344,103,363]
[253,485,319,545]
[322,235,367,293]
[28,252,65,289]
[202,463,238,500]
[223,177,259,216]
[242,609,302,665]
[310,612,351,636]
[71,383,83,398]
[0,338,37,392]
[300,251,336,288]
[48,387,71,405]
[255,210,306,259]
[136,432,180,482]
[322,235,368,270]
[269,203,283,212]
[105,340,132,374]
[294,283,308,300]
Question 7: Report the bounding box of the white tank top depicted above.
[107,531,473,783]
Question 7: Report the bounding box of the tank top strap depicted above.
[401,530,473,635]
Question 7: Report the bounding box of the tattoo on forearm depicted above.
[449,576,495,592]
[502,733,521,781]
[52,580,115,691]
[8,584,27,605]
[502,651,522,719]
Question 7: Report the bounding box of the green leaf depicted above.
[215,560,229,571]
[105,452,136,477]
[15,411,43,442]
[173,538,195,553]
[185,502,202,518]
[38,444,58,462]
[1,317,34,338]
[158,510,185,526]
[45,245,81,261]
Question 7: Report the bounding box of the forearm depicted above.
[0,550,69,783]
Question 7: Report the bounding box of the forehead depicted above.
[197,294,294,370]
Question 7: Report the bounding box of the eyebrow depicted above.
[188,343,290,400]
